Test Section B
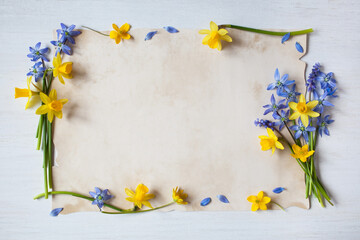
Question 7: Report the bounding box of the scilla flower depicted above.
[259,128,284,154]
[35,89,68,123]
[289,94,319,127]
[27,62,46,82]
[172,187,188,205]
[125,183,155,209]
[247,191,271,211]
[267,68,295,95]
[273,110,289,131]
[316,72,336,90]
[15,77,38,109]
[27,42,49,62]
[89,187,113,209]
[50,40,72,56]
[199,21,232,51]
[53,54,73,85]
[263,94,287,117]
[317,115,334,137]
[289,118,316,142]
[291,144,314,162]
[278,84,300,104]
[313,91,334,114]
[57,23,81,44]
[110,23,131,44]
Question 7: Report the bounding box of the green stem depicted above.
[218,24,313,36]
[48,120,53,189]
[82,26,110,36]
[271,201,285,211]
[36,115,44,150]
[33,191,126,212]
[102,202,175,214]
[42,117,48,199]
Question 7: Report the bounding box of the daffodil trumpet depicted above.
[217,24,313,36]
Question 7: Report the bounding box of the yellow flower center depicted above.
[48,100,63,112]
[210,31,220,41]
[296,102,308,114]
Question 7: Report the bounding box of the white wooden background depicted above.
[1,0,359,239]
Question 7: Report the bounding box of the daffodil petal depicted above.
[289,111,301,120]
[300,114,309,127]
[109,31,118,39]
[112,24,119,32]
[125,188,135,197]
[120,23,130,32]
[251,203,259,211]
[306,100,318,109]
[142,201,153,209]
[307,110,320,118]
[210,21,218,31]
[275,141,284,150]
[247,195,257,203]
[54,110,62,119]
[262,196,271,204]
[49,89,57,101]
[48,111,54,123]
[259,203,268,210]
[218,29,228,35]
[40,92,51,104]
[36,105,49,115]
[199,29,210,34]
[257,191,264,200]
[220,34,232,42]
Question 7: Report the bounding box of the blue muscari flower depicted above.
[313,91,334,114]
[27,62,46,82]
[27,42,49,62]
[50,40,72,56]
[89,187,113,209]
[254,118,276,130]
[306,63,321,93]
[295,42,304,53]
[273,110,289,131]
[316,72,336,90]
[281,32,290,44]
[317,115,334,137]
[57,23,81,44]
[267,68,295,95]
[289,118,316,142]
[50,208,63,217]
[263,94,287,117]
[278,84,301,104]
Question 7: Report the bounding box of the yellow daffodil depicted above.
[291,144,315,162]
[289,94,319,127]
[53,54,72,85]
[172,187,188,205]
[199,21,232,51]
[110,23,131,44]
[35,89,68,123]
[125,183,155,209]
[15,76,38,109]
[247,191,271,211]
[259,128,284,154]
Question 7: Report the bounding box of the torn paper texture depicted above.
[51,28,309,213]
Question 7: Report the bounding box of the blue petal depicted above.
[163,26,179,33]
[35,42,41,50]
[95,187,101,194]
[60,23,67,30]
[200,197,211,206]
[68,24,75,32]
[145,31,158,41]
[69,30,81,37]
[273,187,285,194]
[294,130,302,139]
[263,108,273,115]
[303,132,309,142]
[324,127,330,136]
[307,126,316,132]
[281,33,290,44]
[274,68,280,81]
[50,208,63,216]
[89,191,97,198]
[267,82,276,90]
[270,94,275,105]
[217,195,229,203]
[295,42,304,53]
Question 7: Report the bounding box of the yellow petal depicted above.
[109,31,118,39]
[266,128,276,139]
[220,34,232,42]
[289,111,300,120]
[202,34,211,44]
[135,202,143,209]
[121,33,131,40]
[218,29,228,36]
[59,99,68,105]
[142,201,153,209]
[53,54,61,68]
[288,102,297,110]
[53,68,59,77]
[26,76,32,89]
[58,74,65,85]
[125,196,135,202]
[307,110,320,118]
[275,141,284,150]
[210,21,218,31]
[259,203,268,210]
[262,196,271,204]
[299,94,305,103]
[49,89,57,101]
[40,92,51,104]
[48,111,54,123]
[306,100,318,109]
[125,188,135,197]
[257,191,264,200]
[199,29,210,34]
[271,146,275,154]
[35,105,49,115]
[308,150,315,157]
[143,193,155,201]
[300,114,309,127]
[112,23,119,32]
[115,36,121,44]
[119,23,130,32]
[59,62,72,75]
[136,183,149,193]
[15,88,30,98]
[302,144,309,152]
[292,144,301,153]
[54,110,62,119]
[217,41,222,51]
[251,203,259,211]
[247,195,257,203]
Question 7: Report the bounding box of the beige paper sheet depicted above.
[52,28,309,213]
